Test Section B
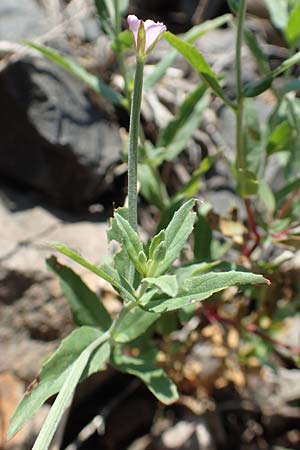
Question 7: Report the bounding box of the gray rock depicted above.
[195,28,258,96]
[0,56,121,208]
[62,0,102,43]
[0,0,48,42]
[0,186,111,380]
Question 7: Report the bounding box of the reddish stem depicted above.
[242,198,261,258]
[271,226,295,239]
[276,188,300,220]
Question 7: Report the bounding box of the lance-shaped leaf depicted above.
[112,348,178,404]
[114,214,148,275]
[236,169,259,198]
[244,50,300,98]
[163,32,234,108]
[144,271,270,313]
[8,327,110,439]
[174,261,221,284]
[138,163,170,211]
[51,243,136,303]
[107,207,132,281]
[160,86,210,161]
[47,256,112,330]
[20,337,109,450]
[142,275,178,298]
[112,306,160,343]
[149,230,166,260]
[158,84,207,147]
[285,2,300,47]
[153,199,196,276]
[263,0,288,31]
[144,14,231,89]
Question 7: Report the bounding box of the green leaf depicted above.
[112,307,160,343]
[149,230,166,260]
[112,29,134,52]
[94,0,114,35]
[144,271,269,313]
[174,154,219,201]
[8,327,110,439]
[112,348,178,404]
[143,275,179,297]
[156,313,178,335]
[146,230,167,276]
[158,84,207,147]
[51,243,136,303]
[114,214,148,275]
[264,0,288,31]
[285,1,300,46]
[163,90,210,161]
[26,42,123,106]
[244,29,270,75]
[138,163,170,210]
[275,178,300,203]
[153,199,196,276]
[193,203,212,261]
[243,99,265,174]
[47,256,111,330]
[30,337,109,450]
[273,50,300,77]
[107,207,141,285]
[107,207,129,243]
[227,0,239,14]
[267,120,293,154]
[236,169,259,197]
[163,32,232,106]
[284,79,300,93]
[144,14,232,89]
[258,179,276,215]
[243,76,273,97]
[174,261,221,284]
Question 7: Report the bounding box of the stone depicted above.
[194,28,258,96]
[0,0,48,42]
[0,185,111,381]
[0,56,121,208]
[63,0,102,43]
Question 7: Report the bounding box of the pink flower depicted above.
[127,15,167,59]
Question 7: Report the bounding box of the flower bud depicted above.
[127,15,167,60]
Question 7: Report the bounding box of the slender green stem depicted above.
[235,0,247,171]
[235,0,261,256]
[128,59,144,232]
[109,301,137,340]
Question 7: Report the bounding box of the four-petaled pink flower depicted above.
[127,15,167,60]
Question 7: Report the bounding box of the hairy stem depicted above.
[127,59,144,284]
[128,60,144,232]
[235,0,260,255]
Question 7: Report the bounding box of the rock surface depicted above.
[0,0,49,42]
[0,185,111,382]
[0,56,121,208]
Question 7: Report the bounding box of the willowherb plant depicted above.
[7,6,275,450]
